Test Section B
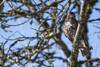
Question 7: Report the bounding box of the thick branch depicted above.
[67,0,87,67]
[54,36,71,57]
[79,58,100,64]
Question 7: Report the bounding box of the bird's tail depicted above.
[80,40,90,56]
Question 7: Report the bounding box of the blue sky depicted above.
[0,0,100,67]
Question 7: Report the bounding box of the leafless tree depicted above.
[0,0,100,67]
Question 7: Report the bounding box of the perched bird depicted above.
[63,12,89,56]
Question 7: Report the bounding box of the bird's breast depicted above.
[64,21,72,29]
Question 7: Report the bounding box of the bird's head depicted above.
[66,12,76,19]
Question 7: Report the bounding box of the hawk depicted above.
[63,12,89,56]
